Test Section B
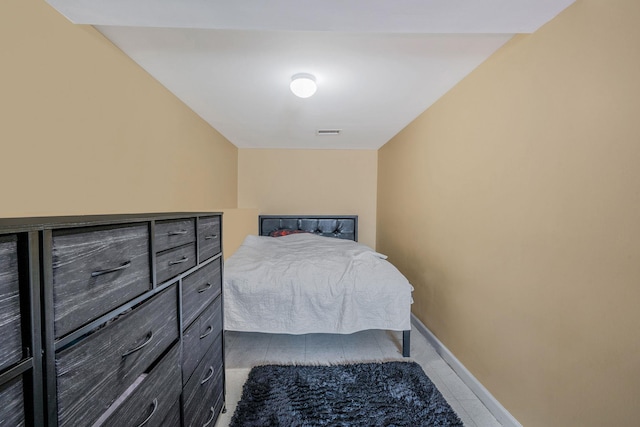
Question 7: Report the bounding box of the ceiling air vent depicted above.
[316,129,341,136]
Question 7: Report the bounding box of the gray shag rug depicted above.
[230,361,463,426]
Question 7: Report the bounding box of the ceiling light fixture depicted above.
[290,73,317,98]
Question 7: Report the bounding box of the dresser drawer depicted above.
[183,337,224,427]
[182,258,222,328]
[160,399,182,427]
[208,391,225,427]
[155,218,196,253]
[98,344,181,427]
[0,235,23,371]
[198,216,221,261]
[156,243,196,284]
[183,297,222,384]
[0,376,25,427]
[184,372,224,427]
[52,224,151,338]
[191,392,224,427]
[56,285,178,427]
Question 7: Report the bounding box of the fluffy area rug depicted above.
[230,361,463,426]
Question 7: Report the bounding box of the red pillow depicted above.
[269,229,309,237]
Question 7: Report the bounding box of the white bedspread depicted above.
[224,234,413,334]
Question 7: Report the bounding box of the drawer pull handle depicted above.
[201,366,215,385]
[197,282,212,293]
[200,326,213,339]
[137,398,158,427]
[168,256,189,266]
[91,261,131,277]
[122,331,154,358]
[168,229,188,236]
[204,234,218,240]
[202,407,215,427]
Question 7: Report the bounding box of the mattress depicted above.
[224,233,413,334]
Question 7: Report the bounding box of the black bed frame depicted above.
[258,215,410,357]
[259,215,358,241]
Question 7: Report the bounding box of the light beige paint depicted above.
[221,208,259,258]
[378,0,640,425]
[238,149,378,248]
[0,0,237,218]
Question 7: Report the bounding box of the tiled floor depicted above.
[215,324,502,427]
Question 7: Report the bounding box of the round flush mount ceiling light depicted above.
[290,73,317,98]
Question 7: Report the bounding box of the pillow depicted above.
[269,229,309,237]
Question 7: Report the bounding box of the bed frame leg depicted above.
[402,330,410,357]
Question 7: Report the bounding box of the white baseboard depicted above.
[411,314,522,427]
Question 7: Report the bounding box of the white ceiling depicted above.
[46,0,575,150]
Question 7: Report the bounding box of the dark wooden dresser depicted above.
[0,213,225,427]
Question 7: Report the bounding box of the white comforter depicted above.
[224,233,413,334]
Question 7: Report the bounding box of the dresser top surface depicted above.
[0,212,223,233]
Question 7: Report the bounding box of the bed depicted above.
[223,215,413,357]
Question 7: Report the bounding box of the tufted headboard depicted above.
[259,215,358,241]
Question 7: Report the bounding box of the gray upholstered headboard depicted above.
[259,215,358,241]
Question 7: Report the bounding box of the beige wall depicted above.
[238,149,378,248]
[221,208,259,258]
[0,0,237,218]
[377,1,640,426]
